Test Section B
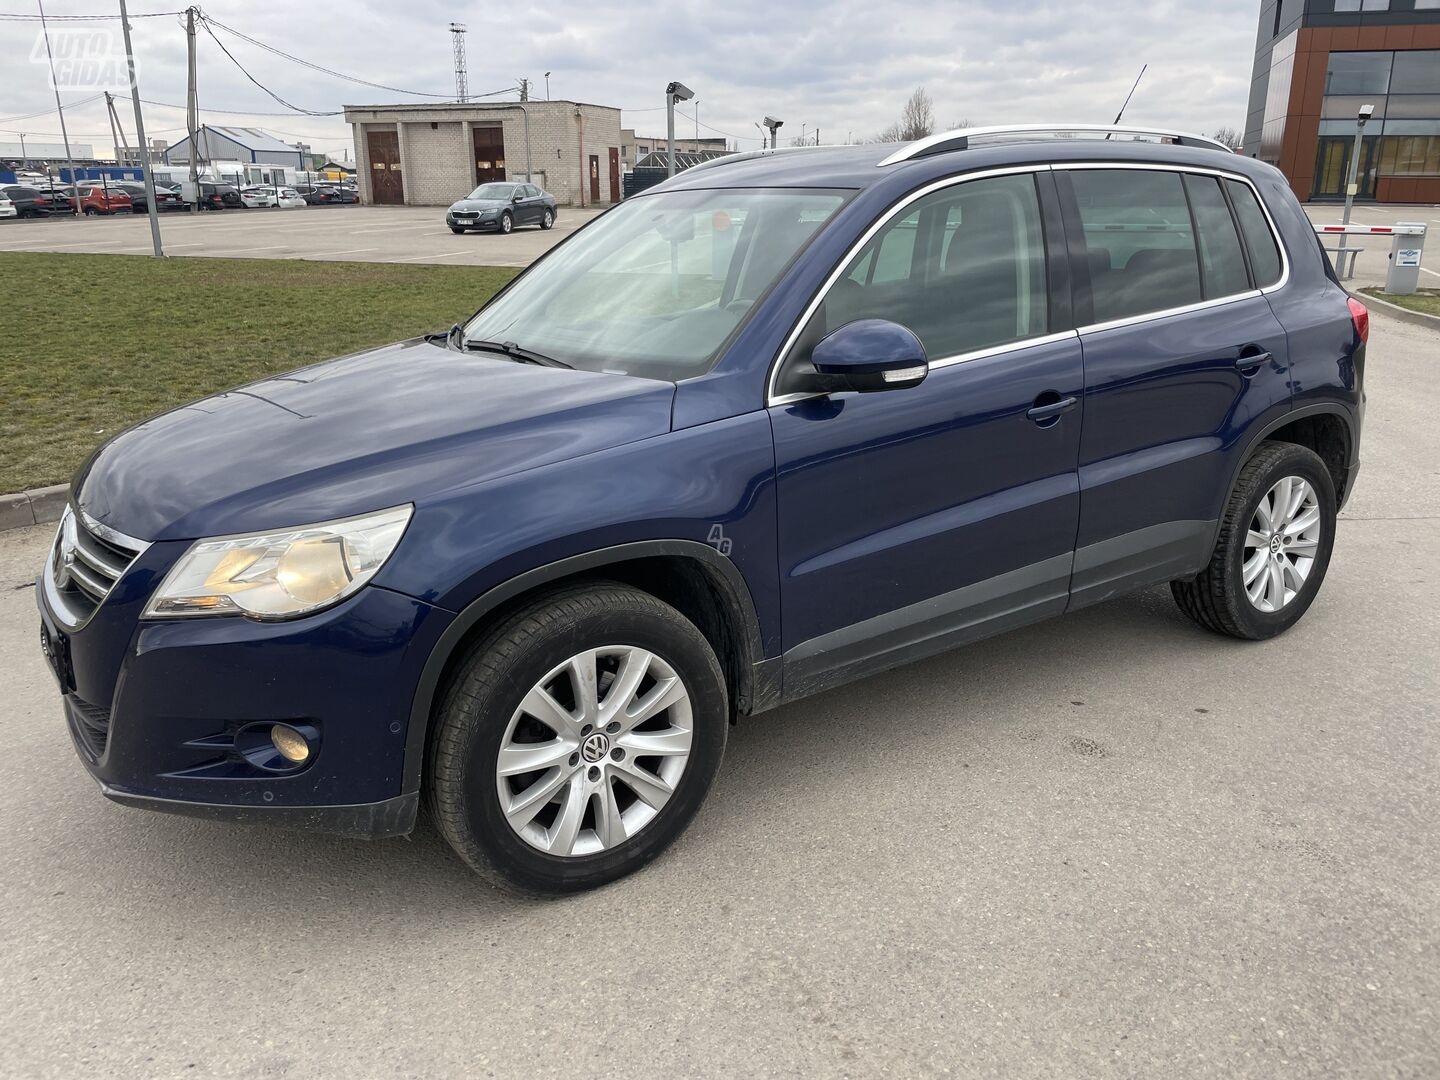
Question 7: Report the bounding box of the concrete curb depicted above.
[1351,287,1440,331]
[0,484,68,533]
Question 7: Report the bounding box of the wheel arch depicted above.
[401,540,774,795]
[1241,403,1357,505]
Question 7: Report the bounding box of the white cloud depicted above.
[0,0,1260,161]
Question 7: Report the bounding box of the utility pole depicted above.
[105,92,120,164]
[106,92,131,164]
[36,0,83,215]
[544,72,550,100]
[519,78,529,102]
[18,133,27,165]
[118,0,162,255]
[450,23,468,103]
[185,6,200,212]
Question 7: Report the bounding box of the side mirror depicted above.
[807,319,928,394]
[513,193,524,203]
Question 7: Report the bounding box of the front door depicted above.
[608,147,620,203]
[366,130,403,205]
[770,170,1083,693]
[589,154,600,204]
[1057,166,1293,608]
[473,126,506,184]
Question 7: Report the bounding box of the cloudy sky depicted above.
[1,0,1261,161]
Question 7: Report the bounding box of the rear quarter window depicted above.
[1224,179,1284,288]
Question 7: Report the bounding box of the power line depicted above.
[197,15,333,115]
[0,92,105,124]
[0,8,180,17]
[140,97,341,117]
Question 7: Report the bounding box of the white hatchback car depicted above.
[239,187,279,209]
[0,193,16,219]
[276,187,306,209]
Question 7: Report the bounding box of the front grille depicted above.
[47,507,147,629]
[66,695,112,760]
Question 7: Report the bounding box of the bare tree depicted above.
[876,87,936,142]
[1211,126,1243,151]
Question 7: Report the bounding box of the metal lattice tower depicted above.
[450,23,468,103]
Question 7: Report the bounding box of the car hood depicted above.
[449,198,511,212]
[77,339,676,542]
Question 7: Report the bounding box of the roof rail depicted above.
[684,145,826,175]
[876,125,1234,166]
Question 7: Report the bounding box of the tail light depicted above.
[1346,297,1370,345]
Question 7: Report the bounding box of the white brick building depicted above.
[343,101,623,209]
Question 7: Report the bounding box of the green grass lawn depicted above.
[0,253,517,493]
[1360,286,1440,318]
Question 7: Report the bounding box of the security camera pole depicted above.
[665,81,694,177]
[1337,103,1374,276]
[763,116,783,150]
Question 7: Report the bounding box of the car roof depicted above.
[652,131,1276,198]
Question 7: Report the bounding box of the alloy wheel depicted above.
[1243,475,1321,613]
[495,646,693,857]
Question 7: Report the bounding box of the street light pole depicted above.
[36,0,83,216]
[118,0,162,255]
[1337,103,1374,276]
[664,81,693,178]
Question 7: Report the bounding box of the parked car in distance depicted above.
[72,184,133,216]
[195,182,242,211]
[0,192,15,219]
[112,181,185,213]
[293,183,340,205]
[447,181,556,234]
[34,186,79,215]
[1,185,63,217]
[39,126,1367,895]
[275,187,307,209]
[315,183,359,204]
[239,186,279,209]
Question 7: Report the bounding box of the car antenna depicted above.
[1109,64,1148,134]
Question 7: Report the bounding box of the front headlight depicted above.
[143,505,412,620]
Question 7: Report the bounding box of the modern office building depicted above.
[1244,0,1440,202]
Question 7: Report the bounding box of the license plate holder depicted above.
[39,621,75,692]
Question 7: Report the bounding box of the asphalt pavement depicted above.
[0,310,1436,1079]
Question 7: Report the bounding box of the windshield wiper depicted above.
[464,338,572,369]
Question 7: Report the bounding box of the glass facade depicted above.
[1313,48,1440,197]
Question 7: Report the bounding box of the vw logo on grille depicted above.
[581,731,610,763]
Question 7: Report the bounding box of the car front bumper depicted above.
[446,212,499,230]
[37,534,453,838]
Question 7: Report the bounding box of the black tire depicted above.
[499,211,513,235]
[1172,441,1337,640]
[83,207,98,216]
[540,208,554,230]
[428,583,728,894]
[449,225,466,234]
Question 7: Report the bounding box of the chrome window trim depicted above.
[1052,161,1292,305]
[765,164,1054,407]
[764,160,1291,407]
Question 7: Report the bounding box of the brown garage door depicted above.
[473,126,506,184]
[367,131,403,205]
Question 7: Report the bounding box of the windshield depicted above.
[463,187,847,381]
[468,183,516,201]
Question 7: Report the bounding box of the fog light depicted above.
[270,724,310,764]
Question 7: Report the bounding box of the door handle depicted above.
[1026,395,1078,423]
[1234,350,1273,373]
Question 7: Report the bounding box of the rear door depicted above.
[1056,165,1292,609]
[770,169,1085,693]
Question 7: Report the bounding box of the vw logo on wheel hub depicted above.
[1269,534,1283,555]
[581,731,611,763]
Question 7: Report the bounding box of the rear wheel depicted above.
[428,583,728,894]
[1171,441,1336,640]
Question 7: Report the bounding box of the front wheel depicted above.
[498,211,513,235]
[540,208,554,230]
[427,584,728,894]
[1172,441,1337,640]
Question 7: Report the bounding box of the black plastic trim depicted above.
[402,540,769,794]
[98,785,418,839]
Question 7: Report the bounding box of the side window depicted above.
[1070,169,1202,323]
[797,172,1047,372]
[1224,179,1284,288]
[1183,174,1250,299]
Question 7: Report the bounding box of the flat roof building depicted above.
[344,100,623,209]
[1244,0,1440,203]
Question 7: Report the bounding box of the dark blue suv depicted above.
[38,126,1367,893]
